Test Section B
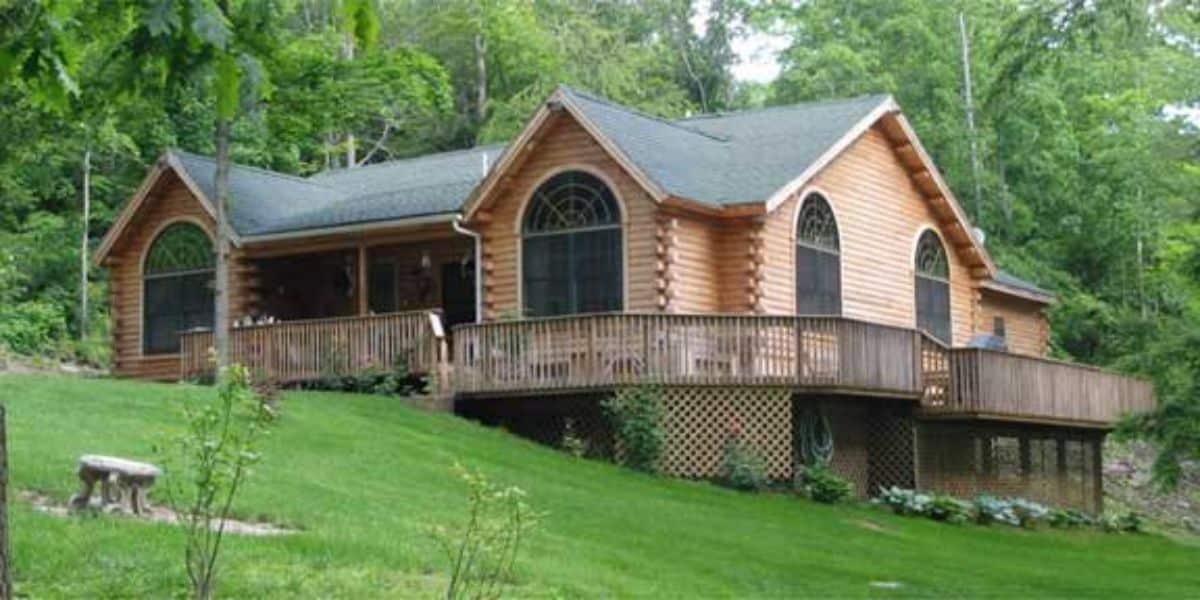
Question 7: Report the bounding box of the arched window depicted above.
[522,170,622,316]
[914,229,951,343]
[143,222,214,354]
[795,193,841,315]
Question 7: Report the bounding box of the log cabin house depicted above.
[94,86,1155,511]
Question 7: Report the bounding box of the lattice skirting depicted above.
[456,389,921,493]
[915,421,1104,513]
[658,387,793,479]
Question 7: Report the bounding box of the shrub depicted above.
[306,355,423,397]
[0,299,69,356]
[430,464,541,599]
[877,486,932,516]
[928,494,973,524]
[973,495,1020,526]
[1049,508,1096,529]
[800,465,853,503]
[721,436,769,491]
[560,419,589,458]
[1010,498,1051,528]
[602,386,663,473]
[157,364,275,599]
[1103,511,1144,533]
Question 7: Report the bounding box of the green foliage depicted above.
[720,434,769,491]
[156,364,275,599]
[0,299,69,356]
[799,465,853,504]
[308,354,423,397]
[560,418,588,458]
[603,386,664,474]
[1049,508,1096,529]
[1103,511,1145,534]
[429,463,541,600]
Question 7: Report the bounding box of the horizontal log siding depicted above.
[669,214,721,313]
[476,115,658,319]
[977,290,1049,357]
[105,174,236,380]
[759,127,974,345]
[715,220,755,313]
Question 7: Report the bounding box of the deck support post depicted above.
[357,243,369,316]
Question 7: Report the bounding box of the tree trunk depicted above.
[474,31,488,127]
[958,11,984,224]
[0,406,9,600]
[343,31,357,167]
[213,118,233,370]
[79,149,91,341]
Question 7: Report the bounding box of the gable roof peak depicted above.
[556,85,729,142]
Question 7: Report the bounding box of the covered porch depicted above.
[180,220,474,383]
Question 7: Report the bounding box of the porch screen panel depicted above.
[795,193,841,315]
[368,260,397,313]
[914,230,952,344]
[142,222,214,354]
[521,170,622,317]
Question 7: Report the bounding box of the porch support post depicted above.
[357,243,369,315]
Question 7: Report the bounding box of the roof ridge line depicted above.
[309,143,508,179]
[559,85,729,143]
[676,93,892,122]
[170,149,334,189]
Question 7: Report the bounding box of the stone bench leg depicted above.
[69,471,97,510]
[129,485,146,515]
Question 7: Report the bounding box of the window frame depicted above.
[794,191,842,316]
[914,228,953,344]
[141,221,215,356]
[519,169,624,317]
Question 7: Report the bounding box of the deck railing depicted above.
[923,348,1156,425]
[452,313,1154,426]
[452,313,934,396]
[179,310,446,383]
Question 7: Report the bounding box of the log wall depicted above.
[103,173,252,380]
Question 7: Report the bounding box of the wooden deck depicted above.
[178,311,1154,427]
[452,313,931,396]
[922,348,1156,427]
[451,313,1154,427]
[179,310,446,383]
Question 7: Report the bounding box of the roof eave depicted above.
[981,280,1056,305]
[239,212,460,244]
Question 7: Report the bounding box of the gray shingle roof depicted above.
[560,86,891,206]
[172,151,343,236]
[994,270,1055,299]
[169,88,891,234]
[171,145,506,237]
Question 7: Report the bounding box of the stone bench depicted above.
[69,455,162,515]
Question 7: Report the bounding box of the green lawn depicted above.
[2,374,1197,597]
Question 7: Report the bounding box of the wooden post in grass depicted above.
[0,404,10,599]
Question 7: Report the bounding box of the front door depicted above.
[441,261,475,328]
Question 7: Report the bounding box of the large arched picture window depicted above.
[522,170,622,316]
[795,193,841,315]
[914,229,952,343]
[143,222,214,354]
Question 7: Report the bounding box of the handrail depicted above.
[453,313,927,395]
[926,347,1156,425]
[450,312,1154,426]
[179,309,444,383]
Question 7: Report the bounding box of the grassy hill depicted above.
[2,374,1198,597]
